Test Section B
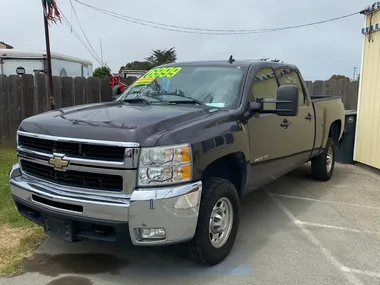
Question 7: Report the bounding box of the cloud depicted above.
[1,0,365,80]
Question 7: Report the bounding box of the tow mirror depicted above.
[249,85,299,117]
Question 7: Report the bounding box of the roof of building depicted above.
[0,41,13,49]
[0,48,92,65]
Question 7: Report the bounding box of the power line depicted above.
[59,9,102,65]
[73,0,359,35]
[68,0,101,63]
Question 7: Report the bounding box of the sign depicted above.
[16,67,26,75]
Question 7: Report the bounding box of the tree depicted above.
[259,57,283,63]
[119,61,153,73]
[329,74,349,80]
[145,47,177,67]
[93,66,111,77]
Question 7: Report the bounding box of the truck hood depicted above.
[19,102,210,147]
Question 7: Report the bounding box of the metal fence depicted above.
[0,75,359,146]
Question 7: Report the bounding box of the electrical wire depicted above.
[73,0,360,35]
[59,9,103,65]
[68,0,101,62]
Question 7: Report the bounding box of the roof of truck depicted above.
[161,59,298,70]
[0,49,92,65]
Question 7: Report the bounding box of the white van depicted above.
[0,49,93,78]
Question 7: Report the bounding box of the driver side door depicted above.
[246,67,296,191]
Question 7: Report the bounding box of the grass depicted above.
[0,148,45,277]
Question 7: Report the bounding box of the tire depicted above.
[311,137,335,181]
[184,177,240,266]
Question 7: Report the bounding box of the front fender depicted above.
[155,114,250,181]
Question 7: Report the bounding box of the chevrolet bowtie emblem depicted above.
[48,155,70,169]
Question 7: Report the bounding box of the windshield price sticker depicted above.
[132,67,182,86]
[142,67,182,79]
[133,77,155,86]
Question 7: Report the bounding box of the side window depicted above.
[250,68,278,110]
[275,69,306,106]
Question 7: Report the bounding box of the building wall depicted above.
[354,5,380,169]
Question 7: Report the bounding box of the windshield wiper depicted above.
[120,98,152,105]
[166,97,206,106]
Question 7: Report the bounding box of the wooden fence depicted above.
[0,74,359,146]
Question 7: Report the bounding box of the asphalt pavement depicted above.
[2,162,380,285]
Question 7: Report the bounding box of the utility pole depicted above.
[100,39,104,66]
[42,0,55,110]
[353,66,358,81]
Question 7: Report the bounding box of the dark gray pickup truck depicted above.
[9,59,345,265]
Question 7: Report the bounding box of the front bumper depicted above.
[9,163,202,246]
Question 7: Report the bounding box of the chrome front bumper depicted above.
[9,163,202,245]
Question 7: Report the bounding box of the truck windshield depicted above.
[116,65,246,109]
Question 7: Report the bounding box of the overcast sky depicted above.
[2,0,367,80]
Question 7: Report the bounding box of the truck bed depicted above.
[311,95,345,153]
[311,95,342,101]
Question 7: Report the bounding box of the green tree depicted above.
[93,66,111,77]
[119,61,153,73]
[329,74,349,80]
[145,47,177,67]
[259,58,283,63]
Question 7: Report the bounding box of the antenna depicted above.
[100,39,104,66]
[228,55,235,64]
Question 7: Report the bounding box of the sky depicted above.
[1,0,368,80]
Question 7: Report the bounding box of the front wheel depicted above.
[185,177,240,265]
[311,137,335,181]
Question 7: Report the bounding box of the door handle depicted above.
[305,113,313,121]
[280,119,291,129]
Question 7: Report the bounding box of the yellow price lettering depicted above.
[142,67,182,79]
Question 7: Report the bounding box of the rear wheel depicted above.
[185,177,240,265]
[311,137,335,181]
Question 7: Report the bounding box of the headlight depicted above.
[138,144,192,186]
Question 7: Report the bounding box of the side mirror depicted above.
[249,85,299,117]
[276,85,299,116]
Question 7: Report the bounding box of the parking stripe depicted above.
[294,220,380,235]
[270,193,380,210]
[346,268,380,279]
[267,189,363,285]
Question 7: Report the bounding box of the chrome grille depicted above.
[16,131,140,195]
[18,135,126,162]
[21,160,123,192]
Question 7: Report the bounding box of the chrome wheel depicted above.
[209,197,233,248]
[326,145,333,173]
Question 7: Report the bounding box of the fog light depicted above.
[139,228,166,239]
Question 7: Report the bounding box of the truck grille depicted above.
[18,135,126,162]
[21,160,123,192]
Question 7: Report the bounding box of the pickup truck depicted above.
[9,59,345,266]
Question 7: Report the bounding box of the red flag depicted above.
[42,0,61,24]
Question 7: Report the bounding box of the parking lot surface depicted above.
[2,163,380,285]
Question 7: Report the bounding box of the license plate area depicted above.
[43,216,74,242]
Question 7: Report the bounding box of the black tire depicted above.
[184,177,240,266]
[311,137,335,181]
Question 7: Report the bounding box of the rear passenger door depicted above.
[275,68,315,166]
[247,67,295,190]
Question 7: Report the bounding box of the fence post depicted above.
[0,75,10,145]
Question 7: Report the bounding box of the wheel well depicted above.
[202,152,246,197]
[329,120,342,142]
